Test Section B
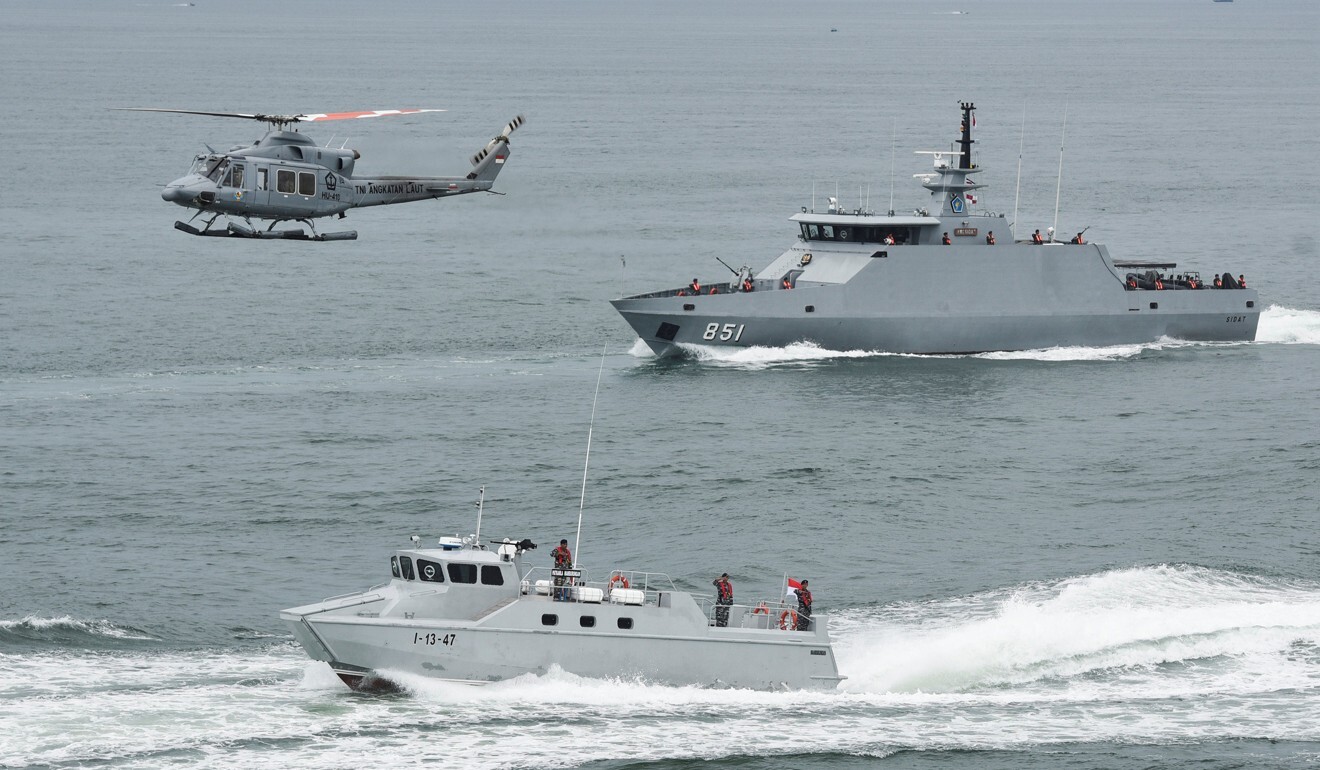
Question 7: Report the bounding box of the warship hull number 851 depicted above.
[612,102,1260,356]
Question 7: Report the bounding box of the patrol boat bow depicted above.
[612,101,1260,356]
[280,499,843,691]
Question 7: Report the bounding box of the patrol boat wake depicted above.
[280,493,843,691]
[612,101,1260,356]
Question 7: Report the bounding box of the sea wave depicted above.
[0,615,158,646]
[1256,304,1320,345]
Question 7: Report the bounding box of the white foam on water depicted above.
[679,340,890,368]
[1256,304,1320,345]
[6,567,1320,769]
[0,614,157,641]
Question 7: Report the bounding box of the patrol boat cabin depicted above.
[282,525,843,691]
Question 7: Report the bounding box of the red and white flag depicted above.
[967,193,978,205]
[786,577,803,601]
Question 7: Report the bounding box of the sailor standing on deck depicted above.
[986,231,996,245]
[689,278,702,294]
[713,573,733,627]
[794,580,813,630]
[551,539,573,601]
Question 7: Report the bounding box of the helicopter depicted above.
[120,108,525,241]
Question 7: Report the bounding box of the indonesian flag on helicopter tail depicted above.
[495,154,506,164]
[786,577,803,601]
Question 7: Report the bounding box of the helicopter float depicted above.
[120,108,524,241]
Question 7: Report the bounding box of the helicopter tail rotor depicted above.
[466,115,525,185]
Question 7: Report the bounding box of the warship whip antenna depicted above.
[1013,103,1025,236]
[619,256,626,297]
[1051,104,1068,243]
[475,485,486,544]
[888,118,897,215]
[574,344,608,566]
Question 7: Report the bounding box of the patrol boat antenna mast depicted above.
[475,486,486,544]
[1052,105,1068,243]
[574,345,608,564]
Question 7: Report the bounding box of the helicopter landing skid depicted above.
[173,220,358,241]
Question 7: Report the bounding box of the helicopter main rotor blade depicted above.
[298,109,446,122]
[113,107,445,126]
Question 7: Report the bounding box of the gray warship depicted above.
[281,501,842,691]
[612,102,1260,356]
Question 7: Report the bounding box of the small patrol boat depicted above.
[612,101,1260,356]
[280,492,843,691]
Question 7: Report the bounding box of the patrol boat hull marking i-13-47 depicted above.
[612,102,1260,356]
[281,530,842,691]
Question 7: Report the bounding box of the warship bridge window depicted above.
[821,225,835,239]
[276,169,296,194]
[617,618,634,630]
[807,224,820,240]
[541,614,558,626]
[579,616,596,628]
[800,223,810,240]
[297,171,316,196]
[390,556,401,579]
[417,559,446,583]
[447,563,478,584]
[399,556,415,581]
[480,565,504,586]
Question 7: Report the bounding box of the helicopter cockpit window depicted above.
[221,164,244,189]
[297,171,316,196]
[276,169,296,194]
[207,159,228,183]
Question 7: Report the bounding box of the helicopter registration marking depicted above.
[703,323,745,342]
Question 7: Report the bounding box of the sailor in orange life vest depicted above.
[985,231,995,245]
[551,539,573,601]
[794,579,813,630]
[713,573,733,627]
[883,233,896,245]
[1239,274,1247,288]
[942,232,951,245]
[689,278,701,294]
[781,276,793,290]
[1070,232,1085,244]
[742,277,754,292]
[1032,229,1044,244]
[1214,275,1223,288]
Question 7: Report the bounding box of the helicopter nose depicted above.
[162,185,189,203]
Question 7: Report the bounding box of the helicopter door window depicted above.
[276,169,296,194]
[256,167,267,191]
[297,171,316,197]
[230,164,244,190]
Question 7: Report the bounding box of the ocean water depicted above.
[3,0,1320,768]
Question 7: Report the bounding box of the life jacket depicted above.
[1189,279,1199,289]
[552,546,572,568]
[1127,278,1137,289]
[1239,277,1247,288]
[942,235,951,244]
[797,589,812,611]
[986,235,995,245]
[1155,278,1164,290]
[1214,277,1222,288]
[781,278,792,289]
[690,281,701,293]
[714,579,732,601]
[742,279,754,292]
[1032,232,1043,244]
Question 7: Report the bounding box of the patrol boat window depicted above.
[399,556,415,581]
[480,565,504,586]
[447,563,478,584]
[580,616,596,628]
[541,614,558,626]
[617,618,633,630]
[276,169,296,194]
[390,555,401,579]
[417,559,445,583]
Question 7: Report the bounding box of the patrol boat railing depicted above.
[694,597,816,632]
[519,566,677,604]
